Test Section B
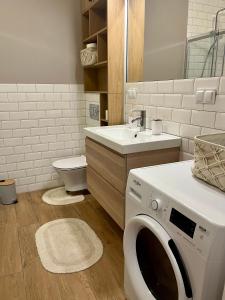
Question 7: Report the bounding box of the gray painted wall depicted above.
[0,0,82,83]
[144,0,189,81]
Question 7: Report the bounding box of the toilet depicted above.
[52,155,87,192]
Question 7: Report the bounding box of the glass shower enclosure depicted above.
[185,7,225,79]
[185,30,225,79]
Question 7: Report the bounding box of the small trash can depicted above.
[0,179,17,205]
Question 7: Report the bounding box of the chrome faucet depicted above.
[131,110,146,131]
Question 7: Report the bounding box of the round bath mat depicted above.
[35,218,103,273]
[42,187,84,206]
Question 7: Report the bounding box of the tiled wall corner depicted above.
[126,76,225,159]
[0,84,85,193]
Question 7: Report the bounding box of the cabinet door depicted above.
[87,166,125,229]
[86,138,126,193]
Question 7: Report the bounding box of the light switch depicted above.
[204,90,216,104]
[195,90,204,104]
[127,88,137,99]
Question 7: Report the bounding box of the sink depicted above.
[84,125,181,154]
[94,127,139,140]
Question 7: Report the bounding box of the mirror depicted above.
[127,0,225,82]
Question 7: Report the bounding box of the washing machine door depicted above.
[124,215,192,300]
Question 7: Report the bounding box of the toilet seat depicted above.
[52,156,87,171]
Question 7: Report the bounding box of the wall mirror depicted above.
[127,0,225,82]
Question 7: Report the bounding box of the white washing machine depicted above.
[124,160,225,300]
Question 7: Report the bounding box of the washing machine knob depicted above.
[151,199,162,211]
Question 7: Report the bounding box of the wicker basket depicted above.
[80,44,97,66]
[192,133,225,191]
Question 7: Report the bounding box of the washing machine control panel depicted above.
[145,190,172,226]
[144,184,215,258]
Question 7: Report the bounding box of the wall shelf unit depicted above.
[83,27,107,44]
[81,0,125,126]
[83,60,107,69]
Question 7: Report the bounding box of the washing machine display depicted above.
[170,208,196,239]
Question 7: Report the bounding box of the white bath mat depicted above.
[42,187,84,206]
[35,218,103,273]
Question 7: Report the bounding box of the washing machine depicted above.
[124,160,225,300]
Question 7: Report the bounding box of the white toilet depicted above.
[52,155,87,192]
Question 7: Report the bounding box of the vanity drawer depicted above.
[86,137,126,193]
[87,166,125,229]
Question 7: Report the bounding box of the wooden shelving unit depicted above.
[81,0,125,126]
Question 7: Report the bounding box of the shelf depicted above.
[84,61,107,69]
[83,27,107,44]
[84,91,108,94]
[82,0,107,16]
[84,65,107,92]
[100,119,108,126]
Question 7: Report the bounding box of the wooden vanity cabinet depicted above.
[86,137,180,229]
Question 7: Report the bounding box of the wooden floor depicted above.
[0,190,125,300]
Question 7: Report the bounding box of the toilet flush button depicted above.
[151,199,162,211]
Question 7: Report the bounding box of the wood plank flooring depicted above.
[0,190,125,300]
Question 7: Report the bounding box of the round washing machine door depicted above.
[124,215,192,300]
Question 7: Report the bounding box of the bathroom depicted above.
[1,0,225,299]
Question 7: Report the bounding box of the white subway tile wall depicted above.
[125,77,225,159]
[0,84,86,193]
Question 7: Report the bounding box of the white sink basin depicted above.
[94,127,139,140]
[84,125,181,154]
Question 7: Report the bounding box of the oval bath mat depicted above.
[35,218,103,273]
[42,187,84,205]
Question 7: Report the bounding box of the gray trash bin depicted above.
[0,179,17,205]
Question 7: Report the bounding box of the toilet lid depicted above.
[52,156,87,170]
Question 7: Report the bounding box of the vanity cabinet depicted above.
[86,137,180,229]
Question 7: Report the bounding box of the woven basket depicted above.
[192,133,225,191]
[80,48,97,66]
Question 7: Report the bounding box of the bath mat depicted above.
[42,187,84,205]
[35,218,103,273]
